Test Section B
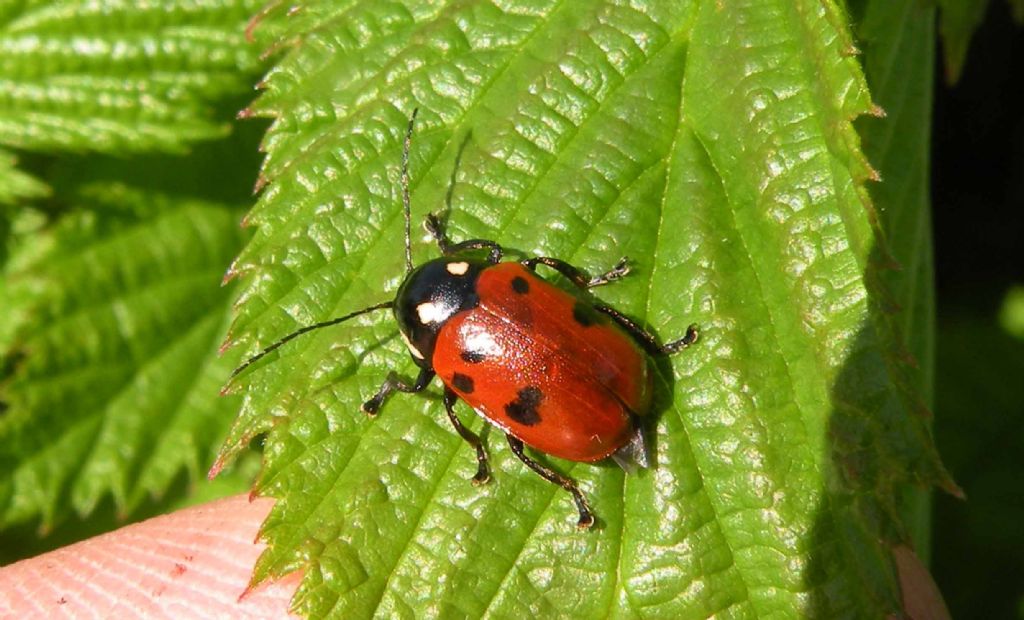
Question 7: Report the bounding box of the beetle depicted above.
[231,110,699,528]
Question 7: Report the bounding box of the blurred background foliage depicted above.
[0,0,269,558]
[930,3,1024,617]
[0,1,1020,618]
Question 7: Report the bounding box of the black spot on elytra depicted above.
[511,276,530,294]
[452,372,475,394]
[460,350,485,363]
[505,386,543,426]
[572,301,600,327]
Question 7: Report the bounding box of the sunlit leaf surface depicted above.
[221,1,954,617]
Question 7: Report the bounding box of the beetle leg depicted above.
[361,368,434,415]
[594,305,699,356]
[521,256,630,289]
[424,213,503,263]
[443,388,490,484]
[505,436,595,529]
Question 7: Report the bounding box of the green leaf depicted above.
[855,0,943,555]
[1013,0,1024,22]
[0,178,248,529]
[0,0,265,192]
[856,0,938,403]
[935,0,989,83]
[222,1,954,617]
[999,285,1024,339]
[932,314,1024,618]
[0,147,48,206]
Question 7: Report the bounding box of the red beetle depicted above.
[233,111,699,528]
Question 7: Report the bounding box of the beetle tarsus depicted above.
[362,369,434,416]
[576,510,595,530]
[661,323,700,354]
[587,256,631,287]
[424,213,447,250]
[594,305,700,358]
[361,397,382,417]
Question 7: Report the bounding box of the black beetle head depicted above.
[394,257,487,367]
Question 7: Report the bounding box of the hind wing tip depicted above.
[610,424,650,473]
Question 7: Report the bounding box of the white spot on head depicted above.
[446,261,469,276]
[416,301,446,324]
[401,331,424,359]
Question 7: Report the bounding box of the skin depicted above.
[0,495,298,618]
[0,497,951,618]
[891,545,953,620]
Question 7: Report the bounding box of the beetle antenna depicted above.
[229,301,393,379]
[402,108,419,274]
